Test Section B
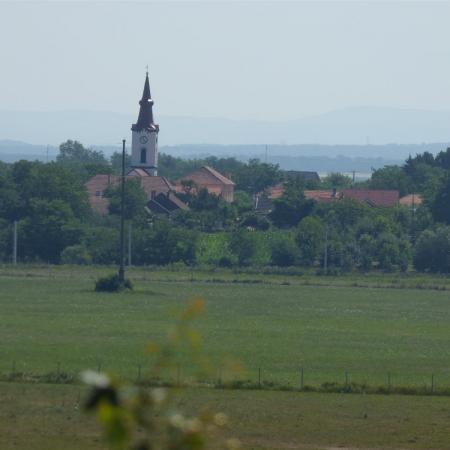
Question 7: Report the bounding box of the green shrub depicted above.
[95,274,133,292]
[61,244,92,265]
[270,238,298,267]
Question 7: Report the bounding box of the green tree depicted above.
[270,234,298,267]
[84,226,120,264]
[20,199,84,262]
[110,151,131,174]
[429,173,450,225]
[61,244,92,265]
[233,159,281,194]
[270,179,314,228]
[57,140,107,165]
[228,230,257,266]
[134,222,198,265]
[105,178,148,221]
[321,172,352,189]
[295,216,324,266]
[11,161,90,219]
[414,227,450,273]
[369,165,411,196]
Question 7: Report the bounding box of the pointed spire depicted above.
[132,72,159,132]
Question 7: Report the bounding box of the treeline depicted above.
[1,140,450,273]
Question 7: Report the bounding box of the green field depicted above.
[3,382,450,450]
[3,265,450,449]
[2,265,450,388]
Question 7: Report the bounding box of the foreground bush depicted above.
[95,274,133,292]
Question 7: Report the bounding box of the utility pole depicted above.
[128,221,132,266]
[118,139,126,283]
[12,220,18,265]
[352,170,356,186]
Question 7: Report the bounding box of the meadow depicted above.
[2,265,450,389]
[3,265,450,449]
[3,382,450,449]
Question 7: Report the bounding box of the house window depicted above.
[95,190,102,197]
[140,148,147,163]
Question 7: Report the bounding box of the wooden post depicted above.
[431,374,435,393]
[128,221,132,266]
[387,372,391,391]
[258,367,261,388]
[300,367,304,390]
[118,139,126,283]
[345,371,349,387]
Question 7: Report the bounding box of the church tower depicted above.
[131,72,159,176]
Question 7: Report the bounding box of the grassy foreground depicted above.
[2,382,450,450]
[1,265,450,388]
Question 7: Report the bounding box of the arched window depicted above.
[140,148,147,163]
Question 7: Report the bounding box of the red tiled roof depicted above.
[342,189,399,207]
[268,185,340,202]
[177,166,234,186]
[268,183,284,199]
[304,190,340,202]
[399,194,423,207]
[85,172,176,214]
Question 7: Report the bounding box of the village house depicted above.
[175,166,235,203]
[255,183,401,214]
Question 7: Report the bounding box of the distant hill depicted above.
[1,107,450,146]
[1,139,448,176]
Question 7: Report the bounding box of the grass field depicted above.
[3,265,450,449]
[1,265,450,388]
[3,382,450,450]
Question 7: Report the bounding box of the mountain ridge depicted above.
[2,107,450,147]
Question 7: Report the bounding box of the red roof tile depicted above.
[342,189,399,207]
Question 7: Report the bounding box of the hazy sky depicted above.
[2,1,450,121]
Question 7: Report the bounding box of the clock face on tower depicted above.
[139,135,148,144]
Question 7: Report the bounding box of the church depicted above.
[85,72,234,215]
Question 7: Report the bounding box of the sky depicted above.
[2,1,450,121]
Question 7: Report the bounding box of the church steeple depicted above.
[130,71,160,176]
[132,72,159,132]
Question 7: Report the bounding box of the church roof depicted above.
[131,72,159,132]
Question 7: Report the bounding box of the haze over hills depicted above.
[2,107,450,147]
[1,107,450,175]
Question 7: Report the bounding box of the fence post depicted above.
[218,367,222,387]
[387,372,391,391]
[345,371,349,387]
[258,367,261,388]
[431,374,435,393]
[137,364,141,382]
[300,367,304,390]
[57,362,61,376]
[11,360,16,374]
